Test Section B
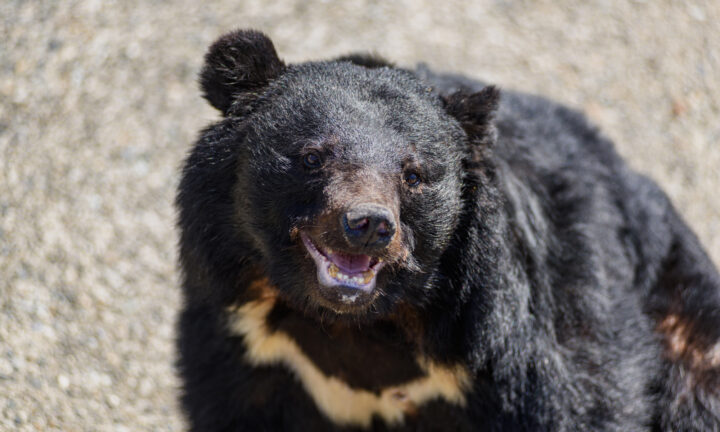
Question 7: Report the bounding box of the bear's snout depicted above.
[340,203,396,250]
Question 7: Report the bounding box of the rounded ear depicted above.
[334,53,393,69]
[200,29,286,115]
[443,86,500,146]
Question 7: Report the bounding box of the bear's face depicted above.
[196,31,498,318]
[239,65,466,315]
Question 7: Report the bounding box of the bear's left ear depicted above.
[443,86,500,146]
[200,29,286,116]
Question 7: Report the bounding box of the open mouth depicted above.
[301,232,385,293]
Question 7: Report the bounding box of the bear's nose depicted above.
[341,204,396,249]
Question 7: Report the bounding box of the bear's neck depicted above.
[226,288,474,428]
[265,300,427,392]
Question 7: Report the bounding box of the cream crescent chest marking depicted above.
[226,295,471,428]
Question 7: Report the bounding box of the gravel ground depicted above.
[1,0,718,430]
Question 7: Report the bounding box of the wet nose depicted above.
[341,203,396,249]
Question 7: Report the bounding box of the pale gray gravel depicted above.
[1,0,718,430]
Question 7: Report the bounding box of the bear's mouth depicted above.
[301,232,385,293]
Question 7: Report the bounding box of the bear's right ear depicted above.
[443,86,500,147]
[334,53,393,69]
[200,30,286,116]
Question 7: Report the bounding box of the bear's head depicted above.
[180,30,499,319]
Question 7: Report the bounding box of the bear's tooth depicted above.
[362,270,374,284]
[328,264,339,278]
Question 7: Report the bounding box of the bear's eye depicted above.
[303,152,322,169]
[404,172,421,187]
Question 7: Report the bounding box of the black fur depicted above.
[199,29,286,115]
[176,30,720,431]
[334,53,394,69]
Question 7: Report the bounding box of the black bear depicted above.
[176,30,720,431]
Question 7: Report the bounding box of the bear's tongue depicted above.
[327,251,371,274]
